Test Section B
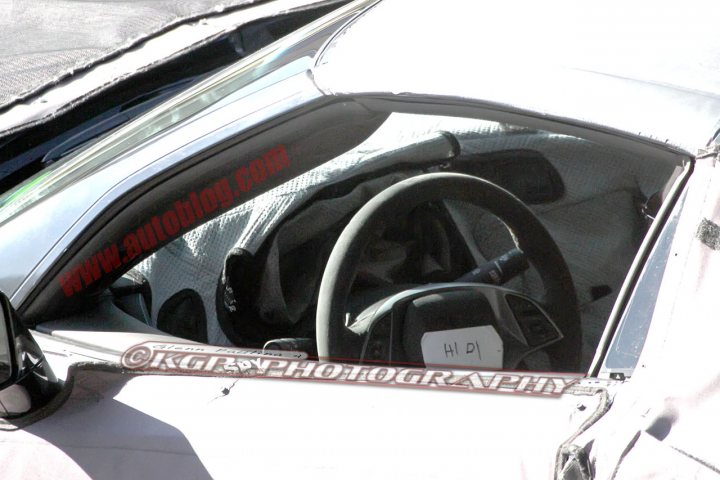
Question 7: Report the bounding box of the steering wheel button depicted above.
[506,294,559,347]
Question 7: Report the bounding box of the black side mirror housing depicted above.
[0,292,59,417]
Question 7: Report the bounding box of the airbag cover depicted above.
[402,290,497,365]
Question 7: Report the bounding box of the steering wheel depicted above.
[316,172,581,372]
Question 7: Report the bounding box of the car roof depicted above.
[313,0,720,155]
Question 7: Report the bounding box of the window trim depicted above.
[591,161,693,378]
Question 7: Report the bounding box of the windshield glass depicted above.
[0,1,365,226]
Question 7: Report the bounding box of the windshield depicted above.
[0,1,367,227]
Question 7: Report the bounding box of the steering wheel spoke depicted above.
[347,283,562,369]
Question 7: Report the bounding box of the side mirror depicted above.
[0,292,59,417]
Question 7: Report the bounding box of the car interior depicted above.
[36,111,682,373]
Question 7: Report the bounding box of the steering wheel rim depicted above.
[316,172,581,371]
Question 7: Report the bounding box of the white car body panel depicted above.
[0,367,600,480]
